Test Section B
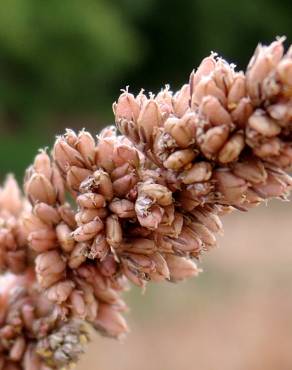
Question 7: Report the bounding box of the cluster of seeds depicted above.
[0,38,291,369]
[0,272,89,370]
[114,38,292,210]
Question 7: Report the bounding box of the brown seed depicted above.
[68,243,87,269]
[172,84,191,117]
[121,238,156,255]
[113,91,141,122]
[113,144,139,168]
[187,221,217,248]
[76,130,96,167]
[199,96,232,126]
[46,280,75,304]
[109,199,136,218]
[137,99,163,143]
[218,132,245,163]
[56,222,75,252]
[72,219,104,242]
[66,166,91,191]
[227,73,246,108]
[200,125,230,157]
[53,137,85,172]
[94,304,129,339]
[232,160,267,184]
[33,150,52,179]
[106,215,122,246]
[214,169,248,204]
[112,173,138,197]
[139,183,172,206]
[192,77,227,107]
[34,203,60,226]
[93,170,114,201]
[164,255,200,282]
[163,149,196,170]
[58,203,77,229]
[164,113,196,148]
[277,58,292,87]
[28,229,57,252]
[25,173,56,205]
[182,162,212,184]
[248,110,281,137]
[76,209,106,224]
[77,193,105,209]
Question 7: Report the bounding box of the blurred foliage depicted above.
[0,0,291,179]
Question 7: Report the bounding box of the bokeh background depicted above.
[0,0,291,369]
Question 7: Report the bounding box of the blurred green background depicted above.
[0,0,291,179]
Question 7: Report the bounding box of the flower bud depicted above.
[0,175,22,216]
[138,183,172,206]
[51,206,73,232]
[76,209,106,224]
[96,137,115,172]
[113,144,139,168]
[46,280,75,304]
[25,174,56,205]
[246,39,284,102]
[137,100,163,143]
[230,97,253,127]
[164,255,200,282]
[248,110,281,137]
[218,132,245,163]
[113,91,140,122]
[187,221,217,248]
[164,113,196,148]
[28,229,57,252]
[190,55,216,92]
[199,96,232,126]
[77,193,105,209]
[227,73,246,109]
[112,173,138,197]
[181,162,212,184]
[214,169,248,204]
[172,84,191,117]
[109,199,136,218]
[35,251,66,288]
[192,76,226,107]
[121,238,157,255]
[72,219,104,242]
[68,243,87,269]
[163,149,196,170]
[277,58,292,88]
[33,150,52,179]
[232,160,267,184]
[76,130,96,167]
[56,222,75,252]
[200,125,230,158]
[66,166,91,191]
[99,255,117,277]
[53,137,85,172]
[94,304,129,339]
[190,207,223,234]
[106,215,122,246]
[34,203,60,226]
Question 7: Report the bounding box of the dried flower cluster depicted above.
[0,176,30,274]
[114,38,292,210]
[0,38,291,369]
[23,149,129,338]
[0,272,89,369]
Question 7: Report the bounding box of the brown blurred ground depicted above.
[77,200,292,370]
